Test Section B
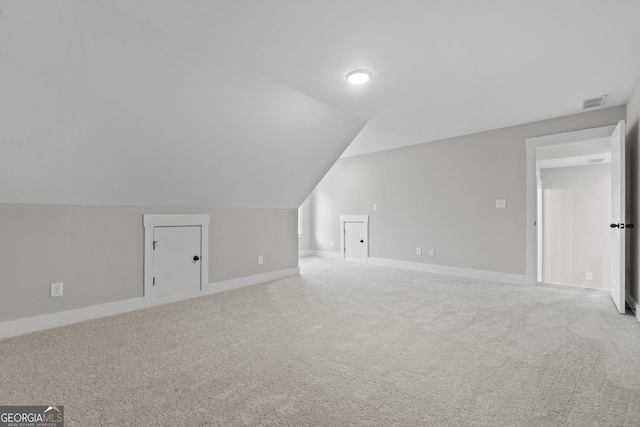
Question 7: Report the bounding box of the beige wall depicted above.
[310,106,626,276]
[0,204,298,323]
[627,81,640,304]
[541,164,611,290]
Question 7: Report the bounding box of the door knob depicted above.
[627,224,635,229]
[610,224,620,228]
[193,256,200,261]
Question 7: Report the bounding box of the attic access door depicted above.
[143,214,209,303]
[341,215,369,261]
[153,226,202,300]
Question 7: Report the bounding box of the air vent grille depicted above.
[583,95,607,109]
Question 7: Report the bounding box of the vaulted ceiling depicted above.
[1,1,639,208]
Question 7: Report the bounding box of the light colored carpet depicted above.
[1,256,640,426]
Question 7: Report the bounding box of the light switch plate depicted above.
[416,248,422,255]
[496,199,507,208]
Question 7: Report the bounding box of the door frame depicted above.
[143,214,209,302]
[525,125,616,285]
[340,215,369,260]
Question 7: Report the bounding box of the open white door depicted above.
[610,120,626,314]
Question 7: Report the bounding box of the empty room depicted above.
[2,1,640,426]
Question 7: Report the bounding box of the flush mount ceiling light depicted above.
[346,69,372,85]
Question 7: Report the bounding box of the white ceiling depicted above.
[1,1,639,208]
[100,0,640,157]
[0,1,364,208]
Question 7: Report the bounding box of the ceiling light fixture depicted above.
[346,69,372,85]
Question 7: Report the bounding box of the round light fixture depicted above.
[346,69,372,85]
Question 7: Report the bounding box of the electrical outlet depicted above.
[51,282,63,298]
[330,240,334,247]
[495,199,507,208]
[416,247,422,255]
[373,203,378,211]
[429,249,435,257]
[258,256,264,265]
[586,272,593,280]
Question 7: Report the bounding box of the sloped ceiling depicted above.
[98,0,640,158]
[0,1,365,208]
[2,1,640,208]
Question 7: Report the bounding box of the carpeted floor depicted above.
[1,256,640,426]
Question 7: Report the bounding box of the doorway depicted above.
[526,122,627,313]
[536,141,612,291]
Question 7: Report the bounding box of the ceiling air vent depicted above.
[583,95,607,110]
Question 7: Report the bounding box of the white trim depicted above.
[143,214,210,227]
[298,250,315,258]
[0,297,146,340]
[206,268,299,294]
[537,153,611,170]
[525,125,616,285]
[340,215,370,223]
[340,215,369,260]
[368,257,528,285]
[143,214,209,301]
[0,268,299,340]
[626,290,640,324]
[309,250,343,260]
[525,126,616,149]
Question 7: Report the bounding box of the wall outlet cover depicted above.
[586,272,593,280]
[51,282,63,298]
[495,199,507,208]
[258,256,264,265]
[429,249,435,256]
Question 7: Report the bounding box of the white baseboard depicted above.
[205,267,300,294]
[626,289,640,323]
[367,257,528,286]
[0,297,147,341]
[309,250,342,260]
[298,250,315,258]
[0,268,300,340]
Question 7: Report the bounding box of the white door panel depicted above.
[610,120,625,313]
[154,226,202,300]
[344,221,366,261]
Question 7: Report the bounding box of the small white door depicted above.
[153,226,202,300]
[344,221,366,261]
[610,120,626,313]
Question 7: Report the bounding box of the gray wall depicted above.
[627,81,640,304]
[310,106,626,276]
[541,164,611,290]
[0,204,297,323]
